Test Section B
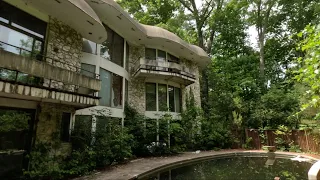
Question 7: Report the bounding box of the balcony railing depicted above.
[134,59,196,79]
[0,41,101,98]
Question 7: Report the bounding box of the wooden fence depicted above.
[245,129,320,153]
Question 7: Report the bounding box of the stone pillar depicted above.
[128,45,146,114]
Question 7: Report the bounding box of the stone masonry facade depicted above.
[128,46,146,114]
[44,17,83,92]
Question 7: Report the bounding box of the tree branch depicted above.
[178,0,194,13]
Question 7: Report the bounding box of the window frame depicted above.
[0,1,46,58]
[145,48,180,64]
[145,82,182,113]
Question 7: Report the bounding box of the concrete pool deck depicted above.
[76,150,320,180]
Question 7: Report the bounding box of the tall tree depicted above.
[248,0,277,88]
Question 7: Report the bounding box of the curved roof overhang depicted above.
[22,0,108,43]
[85,0,210,66]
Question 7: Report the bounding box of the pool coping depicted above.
[75,150,320,180]
[133,151,320,180]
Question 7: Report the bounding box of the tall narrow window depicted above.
[100,25,124,67]
[146,83,156,111]
[99,68,112,106]
[126,42,129,71]
[125,79,128,104]
[168,86,175,112]
[61,112,71,142]
[112,33,124,67]
[174,87,182,113]
[158,84,167,111]
[112,74,123,108]
[157,50,166,62]
[145,48,156,60]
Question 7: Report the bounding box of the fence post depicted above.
[305,129,310,152]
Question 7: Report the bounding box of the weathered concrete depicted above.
[0,50,101,91]
[76,150,320,180]
[0,81,99,106]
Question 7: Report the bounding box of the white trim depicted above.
[76,106,124,118]
[144,111,181,120]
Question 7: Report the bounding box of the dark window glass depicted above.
[157,50,166,62]
[61,112,71,142]
[112,74,123,108]
[158,84,167,111]
[168,53,179,64]
[81,63,96,78]
[125,79,128,104]
[112,33,124,67]
[145,48,156,60]
[0,1,46,38]
[100,25,124,67]
[82,39,97,54]
[174,87,182,113]
[99,68,112,106]
[126,42,129,71]
[146,83,156,111]
[168,86,175,112]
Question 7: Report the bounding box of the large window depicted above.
[145,83,182,112]
[146,83,157,111]
[99,68,123,108]
[100,68,112,106]
[100,25,124,67]
[158,84,167,111]
[145,48,180,64]
[81,63,96,78]
[0,1,46,86]
[0,1,46,56]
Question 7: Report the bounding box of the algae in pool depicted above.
[144,157,313,180]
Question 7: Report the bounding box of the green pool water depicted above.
[144,156,313,180]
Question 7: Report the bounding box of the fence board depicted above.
[245,129,320,153]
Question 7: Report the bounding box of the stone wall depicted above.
[127,46,146,114]
[36,102,75,143]
[44,18,83,91]
[181,60,201,108]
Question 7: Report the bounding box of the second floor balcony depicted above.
[0,41,101,107]
[133,59,196,86]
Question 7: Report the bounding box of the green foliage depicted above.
[242,137,253,150]
[0,110,29,132]
[296,25,320,119]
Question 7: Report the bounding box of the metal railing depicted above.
[134,59,196,79]
[0,41,100,79]
[0,41,100,98]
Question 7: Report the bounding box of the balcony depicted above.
[0,42,101,107]
[133,59,196,85]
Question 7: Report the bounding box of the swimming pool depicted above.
[141,152,317,180]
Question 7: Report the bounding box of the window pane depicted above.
[168,86,175,112]
[0,24,33,55]
[0,68,16,81]
[125,79,128,104]
[0,1,46,38]
[112,74,123,108]
[112,33,124,67]
[82,39,97,54]
[157,50,166,62]
[145,48,156,60]
[146,83,156,111]
[61,112,71,142]
[158,84,167,111]
[126,42,129,71]
[100,26,113,61]
[81,63,96,78]
[99,68,112,106]
[174,87,182,113]
[168,53,179,64]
